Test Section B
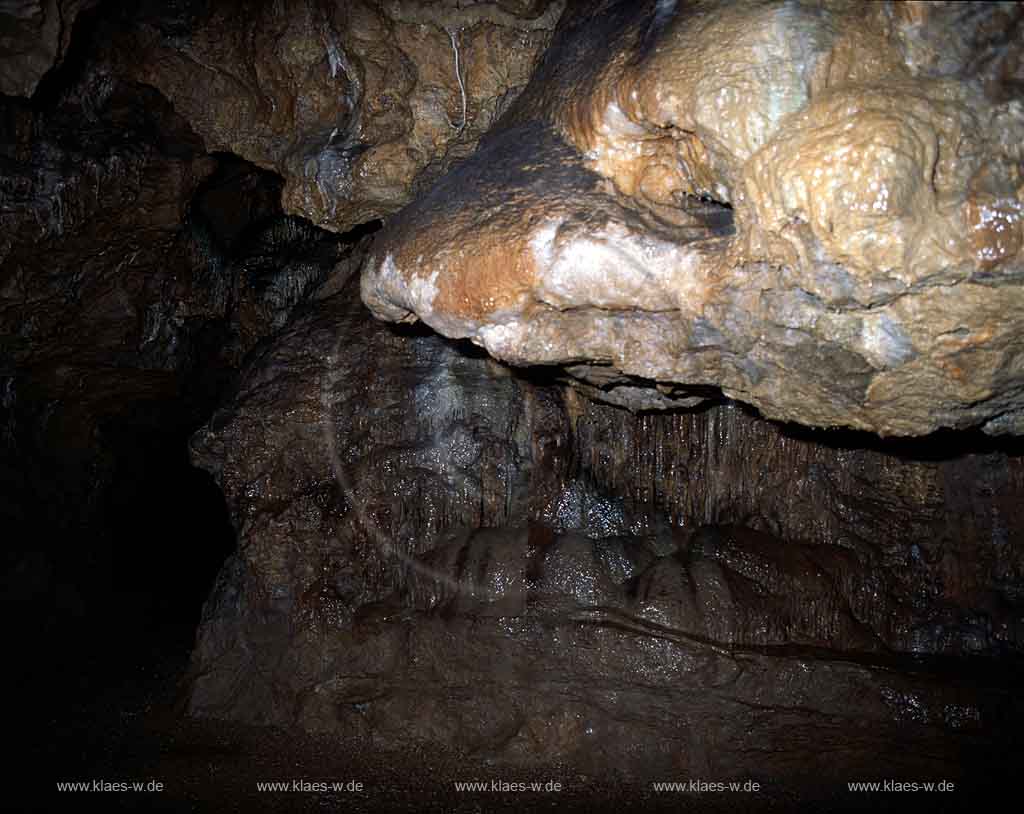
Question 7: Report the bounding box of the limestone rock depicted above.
[0,71,362,629]
[362,0,1024,436]
[112,0,562,232]
[187,283,1023,771]
[0,0,98,97]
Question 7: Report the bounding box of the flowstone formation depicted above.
[188,280,1023,782]
[362,0,1024,436]
[177,0,1024,790]
[4,0,1018,797]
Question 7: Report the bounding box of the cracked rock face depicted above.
[0,0,97,97]
[110,0,562,233]
[362,0,1024,437]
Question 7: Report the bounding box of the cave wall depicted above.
[103,0,563,231]
[0,0,98,98]
[1,68,218,628]
[186,283,1023,776]
[1,0,1022,792]
[0,32,364,652]
[1,0,558,700]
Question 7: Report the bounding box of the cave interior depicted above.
[3,0,1024,811]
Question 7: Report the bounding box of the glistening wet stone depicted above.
[362,0,1024,436]
[188,283,1024,782]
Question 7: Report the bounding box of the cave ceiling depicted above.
[359,0,1024,437]
[6,0,1021,437]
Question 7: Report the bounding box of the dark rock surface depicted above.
[1,71,218,635]
[0,59,368,684]
[22,623,1019,813]
[187,280,1024,782]
[104,0,562,232]
[0,0,98,97]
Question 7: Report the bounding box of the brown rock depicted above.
[188,280,1023,772]
[0,68,361,629]
[111,0,562,232]
[362,0,1024,436]
[0,0,98,97]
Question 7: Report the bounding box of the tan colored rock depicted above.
[363,0,1024,436]
[114,0,561,232]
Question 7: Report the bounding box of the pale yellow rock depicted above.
[363,0,1024,436]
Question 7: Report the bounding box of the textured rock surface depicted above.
[0,64,365,635]
[0,0,97,97]
[108,0,561,232]
[188,282,1023,776]
[363,0,1024,436]
[1,0,1020,797]
[0,76,215,566]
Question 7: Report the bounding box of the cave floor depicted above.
[19,621,1017,814]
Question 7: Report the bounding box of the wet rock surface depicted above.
[29,626,1000,814]
[188,281,1023,782]
[1,1,1021,807]
[363,0,1024,436]
[1,72,218,632]
[0,58,366,666]
[22,626,1019,813]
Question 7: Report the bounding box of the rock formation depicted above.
[0,0,98,97]
[188,283,1022,778]
[2,0,1022,801]
[110,0,562,231]
[363,0,1024,437]
[0,58,363,637]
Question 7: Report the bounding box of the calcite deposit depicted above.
[107,0,562,232]
[362,0,1024,437]
[188,282,1023,779]
[3,0,1022,801]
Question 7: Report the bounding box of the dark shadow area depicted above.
[30,0,115,111]
[724,399,1024,462]
[3,95,385,798]
[103,415,236,629]
[518,360,1024,463]
[5,402,237,713]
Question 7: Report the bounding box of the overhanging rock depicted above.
[362,0,1024,436]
